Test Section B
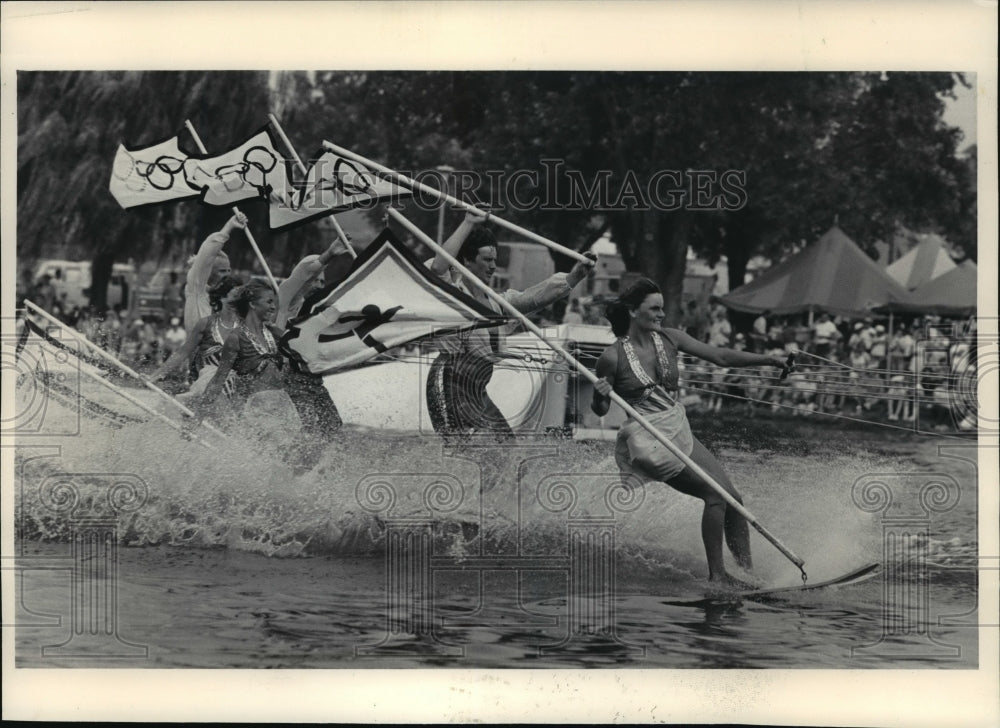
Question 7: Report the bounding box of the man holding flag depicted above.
[426,209,594,441]
[183,211,248,333]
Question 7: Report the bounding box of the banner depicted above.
[109,136,199,208]
[267,149,412,230]
[109,129,288,210]
[110,130,408,230]
[280,229,505,375]
[14,317,147,430]
[185,130,287,206]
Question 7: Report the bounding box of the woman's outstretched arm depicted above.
[666,327,788,370]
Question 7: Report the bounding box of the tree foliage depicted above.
[17,71,280,309]
[18,71,974,317]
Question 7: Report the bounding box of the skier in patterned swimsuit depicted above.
[197,280,286,414]
[591,278,790,585]
[153,273,245,400]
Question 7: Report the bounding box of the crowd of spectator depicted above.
[677,305,977,431]
[19,263,978,433]
[18,272,191,374]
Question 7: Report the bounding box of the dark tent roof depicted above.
[721,226,915,318]
[876,260,977,316]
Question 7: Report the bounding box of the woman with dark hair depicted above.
[592,278,789,586]
[152,273,246,399]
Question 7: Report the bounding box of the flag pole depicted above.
[183,120,281,291]
[323,140,591,265]
[23,306,217,451]
[267,113,357,260]
[24,300,229,442]
[387,207,808,580]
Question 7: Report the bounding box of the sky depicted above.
[942,76,978,150]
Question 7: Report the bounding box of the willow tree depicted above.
[17,71,272,310]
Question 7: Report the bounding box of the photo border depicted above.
[2,1,997,724]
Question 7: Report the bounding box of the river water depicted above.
[11,377,980,669]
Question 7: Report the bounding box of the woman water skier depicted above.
[195,279,285,416]
[591,278,790,586]
[194,280,341,462]
[153,273,246,399]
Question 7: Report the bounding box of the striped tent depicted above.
[877,260,977,316]
[721,226,915,318]
[885,233,957,289]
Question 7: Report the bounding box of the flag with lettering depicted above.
[280,229,505,374]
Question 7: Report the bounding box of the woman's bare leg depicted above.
[635,436,752,582]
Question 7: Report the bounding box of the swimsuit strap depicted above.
[619,333,674,406]
[241,324,278,356]
[211,314,241,345]
[620,333,670,388]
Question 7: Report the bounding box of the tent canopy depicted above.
[721,226,915,318]
[876,260,977,316]
[885,233,957,289]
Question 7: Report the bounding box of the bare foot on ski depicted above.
[707,572,759,592]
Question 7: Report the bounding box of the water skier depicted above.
[183,211,248,333]
[591,278,790,585]
[426,209,594,441]
[153,273,245,399]
[196,279,285,415]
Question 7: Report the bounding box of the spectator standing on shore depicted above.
[75,308,96,340]
[766,318,784,352]
[563,299,584,325]
[707,308,732,348]
[847,323,874,413]
[127,318,160,365]
[582,301,603,325]
[683,300,710,342]
[781,317,799,354]
[750,310,770,353]
[811,312,839,357]
[870,324,888,370]
[888,324,915,373]
[163,317,187,359]
[861,320,876,351]
[96,310,123,355]
[119,318,142,361]
[847,322,867,356]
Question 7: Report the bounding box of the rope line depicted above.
[683,383,973,440]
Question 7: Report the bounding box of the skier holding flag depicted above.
[425,208,595,441]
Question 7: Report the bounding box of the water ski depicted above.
[737,561,880,599]
[663,562,880,606]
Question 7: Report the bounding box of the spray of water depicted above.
[16,376,947,591]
